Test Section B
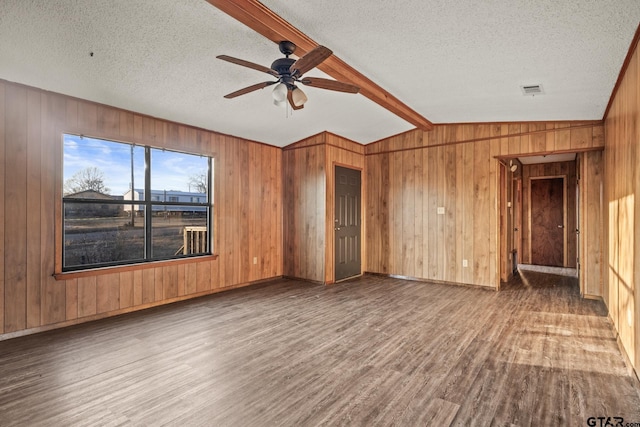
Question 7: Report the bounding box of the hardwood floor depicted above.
[0,272,639,426]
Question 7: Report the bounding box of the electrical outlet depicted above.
[253,257,257,265]
[437,207,445,215]
[462,259,468,268]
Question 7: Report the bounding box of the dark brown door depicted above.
[335,166,361,281]
[530,178,564,266]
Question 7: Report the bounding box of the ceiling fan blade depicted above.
[223,81,277,99]
[287,89,304,110]
[300,77,360,94]
[289,46,332,77]
[217,55,279,77]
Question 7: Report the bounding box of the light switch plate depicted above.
[437,207,445,215]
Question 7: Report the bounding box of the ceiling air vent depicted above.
[521,84,544,96]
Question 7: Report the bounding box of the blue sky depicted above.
[63,134,209,196]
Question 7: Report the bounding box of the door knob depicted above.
[557,225,564,228]
[335,227,341,231]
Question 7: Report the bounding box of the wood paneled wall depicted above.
[521,161,577,267]
[365,122,604,288]
[0,80,283,338]
[0,79,610,345]
[282,134,326,283]
[282,132,364,284]
[604,35,640,373]
[578,151,604,298]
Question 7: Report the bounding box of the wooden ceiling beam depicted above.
[205,0,434,131]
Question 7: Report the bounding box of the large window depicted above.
[62,134,213,271]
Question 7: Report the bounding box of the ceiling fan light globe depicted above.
[272,83,288,102]
[273,99,287,108]
[291,87,308,107]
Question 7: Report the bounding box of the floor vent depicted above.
[521,84,544,96]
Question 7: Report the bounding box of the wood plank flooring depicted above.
[0,272,639,426]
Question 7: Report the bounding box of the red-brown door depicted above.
[530,178,564,267]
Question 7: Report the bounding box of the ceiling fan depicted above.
[217,41,360,110]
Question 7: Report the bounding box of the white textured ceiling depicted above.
[0,1,638,147]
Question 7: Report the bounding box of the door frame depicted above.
[330,162,364,284]
[528,175,567,267]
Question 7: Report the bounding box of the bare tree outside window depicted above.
[64,166,111,195]
[188,171,208,193]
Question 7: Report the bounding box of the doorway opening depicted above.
[498,153,579,286]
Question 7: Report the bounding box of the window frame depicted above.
[56,132,215,277]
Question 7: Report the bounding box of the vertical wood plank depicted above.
[65,278,78,321]
[185,262,197,295]
[96,274,119,313]
[4,84,28,333]
[97,105,118,135]
[381,153,391,273]
[426,141,438,280]
[489,128,500,288]
[196,261,210,292]
[177,263,186,296]
[462,127,476,284]
[0,82,5,333]
[592,125,604,147]
[42,93,66,325]
[530,123,546,153]
[474,138,490,286]
[262,144,274,278]
[142,268,155,304]
[119,271,134,309]
[238,140,250,283]
[545,123,556,152]
[133,269,143,306]
[414,137,425,279]
[26,89,41,329]
[248,142,258,282]
[78,101,97,132]
[119,111,135,139]
[163,265,178,299]
[154,268,163,303]
[570,126,591,150]
[77,276,96,318]
[402,147,415,276]
[555,123,571,151]
[507,124,520,155]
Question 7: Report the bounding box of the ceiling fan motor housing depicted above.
[271,57,296,77]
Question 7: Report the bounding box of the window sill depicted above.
[53,254,219,281]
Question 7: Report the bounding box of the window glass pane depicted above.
[62,134,212,271]
[63,202,145,268]
[150,206,209,258]
[151,149,208,201]
[63,134,145,199]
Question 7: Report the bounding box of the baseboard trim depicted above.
[282,275,325,285]
[607,313,640,386]
[582,293,603,301]
[365,272,497,291]
[0,275,284,342]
